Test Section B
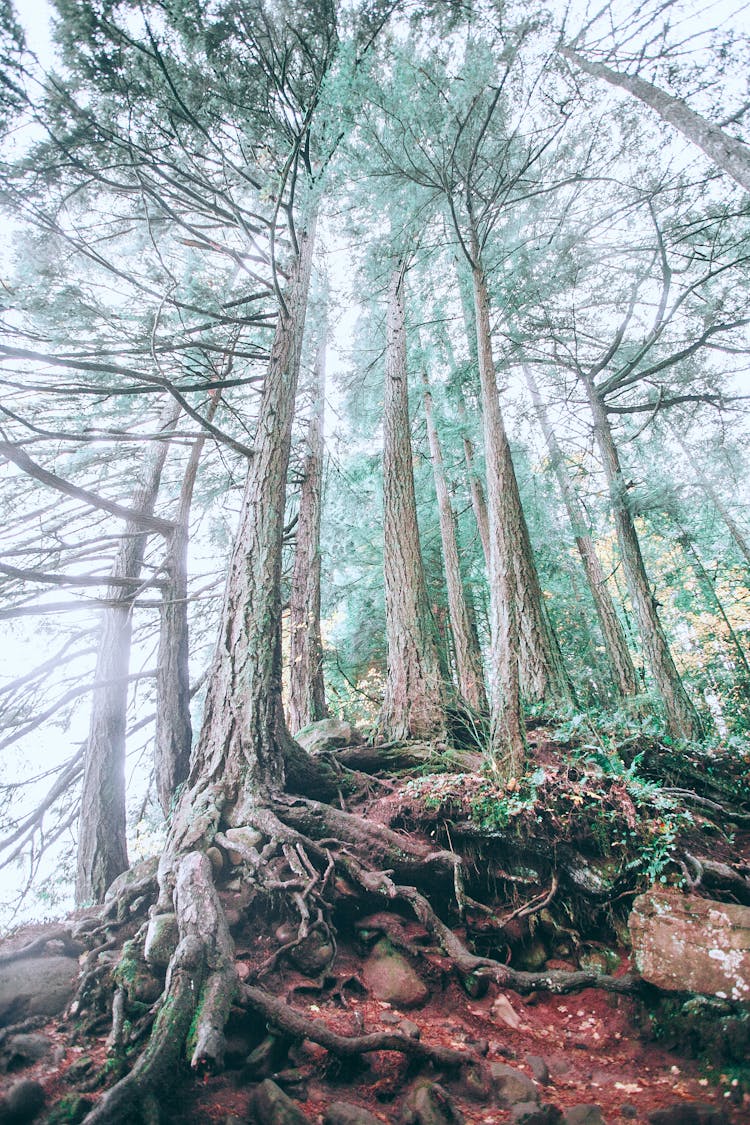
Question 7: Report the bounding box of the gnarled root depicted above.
[241,983,467,1069]
[83,851,236,1123]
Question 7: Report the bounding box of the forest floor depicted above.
[1,727,749,1124]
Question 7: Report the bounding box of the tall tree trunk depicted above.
[380,266,447,741]
[76,401,179,904]
[457,269,570,707]
[582,373,702,739]
[178,221,316,828]
[674,522,750,685]
[422,372,487,713]
[674,434,750,569]
[470,240,525,775]
[523,364,638,698]
[457,393,492,567]
[560,47,750,193]
[289,332,328,734]
[154,390,223,816]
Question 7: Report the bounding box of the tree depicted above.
[379,265,447,740]
[422,370,487,714]
[288,328,329,734]
[522,363,639,700]
[76,400,179,904]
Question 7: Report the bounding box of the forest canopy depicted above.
[1,0,748,919]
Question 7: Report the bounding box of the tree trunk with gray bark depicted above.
[289,332,328,734]
[379,266,447,742]
[422,372,487,714]
[582,373,702,740]
[76,400,180,904]
[523,364,638,699]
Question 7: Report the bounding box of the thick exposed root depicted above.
[83,852,236,1123]
[241,983,468,1069]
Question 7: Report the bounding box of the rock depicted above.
[489,1063,539,1107]
[288,930,335,976]
[620,1108,637,1120]
[0,1034,52,1071]
[464,1036,489,1057]
[520,940,549,972]
[563,1107,606,1124]
[222,826,264,864]
[398,1019,420,1040]
[491,994,522,1030]
[295,718,361,755]
[629,889,750,1001]
[512,1104,562,1124]
[362,940,429,1009]
[64,1057,94,1084]
[648,1105,729,1124]
[401,1082,465,1124]
[454,1061,492,1103]
[225,1117,246,1125]
[207,846,225,874]
[251,1079,312,1124]
[104,855,158,901]
[324,1102,383,1125]
[578,949,619,975]
[0,957,79,1026]
[0,1079,45,1123]
[144,913,179,968]
[525,1056,550,1085]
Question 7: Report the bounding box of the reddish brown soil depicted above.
[3,938,748,1124]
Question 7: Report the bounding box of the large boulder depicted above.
[0,957,79,1026]
[294,719,361,756]
[362,939,429,1009]
[629,889,750,1001]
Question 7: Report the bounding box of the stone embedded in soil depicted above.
[144,912,179,968]
[511,1103,562,1124]
[222,826,264,864]
[295,718,361,755]
[629,889,750,1001]
[0,1034,52,1071]
[251,1079,312,1124]
[525,1055,551,1086]
[489,1062,539,1108]
[562,1107,606,1124]
[647,1105,729,1125]
[401,1081,465,1124]
[324,1102,384,1125]
[398,1019,420,1039]
[0,1078,45,1123]
[491,994,522,1030]
[288,930,335,975]
[0,957,79,1026]
[362,940,429,1009]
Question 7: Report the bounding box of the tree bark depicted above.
[560,46,750,193]
[674,433,750,569]
[288,332,328,734]
[457,393,492,568]
[76,400,180,905]
[582,373,702,739]
[379,265,447,741]
[155,391,223,816]
[470,240,525,775]
[457,271,570,708]
[422,372,487,713]
[523,364,638,698]
[177,220,317,829]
